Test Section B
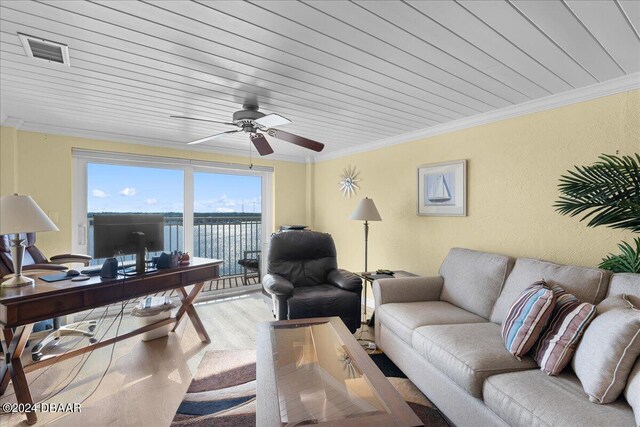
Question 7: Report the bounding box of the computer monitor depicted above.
[93,214,165,273]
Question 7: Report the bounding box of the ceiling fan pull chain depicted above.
[249,137,253,169]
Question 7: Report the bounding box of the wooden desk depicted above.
[0,257,221,424]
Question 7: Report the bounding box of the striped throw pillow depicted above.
[502,280,555,359]
[534,287,596,375]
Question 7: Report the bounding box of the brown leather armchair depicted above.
[0,233,96,360]
[262,231,363,333]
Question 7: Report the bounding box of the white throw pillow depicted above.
[572,295,640,404]
[626,357,640,426]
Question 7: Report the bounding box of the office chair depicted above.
[0,233,98,360]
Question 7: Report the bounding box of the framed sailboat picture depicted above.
[417,160,467,216]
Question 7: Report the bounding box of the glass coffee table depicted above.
[256,317,422,426]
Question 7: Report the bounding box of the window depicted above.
[86,163,184,264]
[72,150,272,276]
[194,172,262,276]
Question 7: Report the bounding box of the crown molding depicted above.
[13,122,306,163]
[1,116,24,128]
[314,73,640,163]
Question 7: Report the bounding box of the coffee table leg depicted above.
[172,283,210,343]
[3,325,37,425]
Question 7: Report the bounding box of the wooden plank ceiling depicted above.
[1,0,639,161]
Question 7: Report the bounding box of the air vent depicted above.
[18,33,70,66]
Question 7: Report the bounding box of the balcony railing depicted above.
[88,213,261,277]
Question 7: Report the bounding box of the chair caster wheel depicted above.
[88,325,96,332]
[89,338,98,344]
[32,352,43,362]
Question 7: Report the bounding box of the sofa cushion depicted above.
[608,273,640,305]
[534,287,596,375]
[377,301,486,345]
[625,357,640,426]
[502,280,555,359]
[412,322,537,398]
[572,295,640,404]
[491,258,609,324]
[484,369,635,427]
[439,248,515,319]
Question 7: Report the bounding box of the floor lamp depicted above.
[350,197,381,323]
[0,194,59,287]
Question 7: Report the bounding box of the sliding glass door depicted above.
[85,163,184,264]
[193,172,262,277]
[72,150,272,278]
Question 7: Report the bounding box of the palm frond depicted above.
[599,238,640,273]
[554,154,640,232]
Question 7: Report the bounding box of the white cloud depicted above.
[92,189,110,198]
[119,187,137,196]
[145,198,158,205]
[194,195,262,213]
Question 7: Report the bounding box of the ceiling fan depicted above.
[171,104,324,156]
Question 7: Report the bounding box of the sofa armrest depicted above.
[262,273,294,297]
[373,276,444,307]
[50,254,92,266]
[327,269,363,293]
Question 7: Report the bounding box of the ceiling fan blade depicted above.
[267,129,324,152]
[171,115,236,126]
[254,113,291,128]
[187,129,242,145]
[250,133,274,156]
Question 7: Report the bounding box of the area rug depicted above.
[172,350,450,426]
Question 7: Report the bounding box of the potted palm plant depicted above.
[555,154,640,273]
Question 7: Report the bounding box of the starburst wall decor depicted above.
[339,165,360,198]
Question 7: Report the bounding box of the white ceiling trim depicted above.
[1,116,24,128]
[10,121,307,163]
[314,72,640,162]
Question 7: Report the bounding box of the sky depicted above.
[87,163,261,213]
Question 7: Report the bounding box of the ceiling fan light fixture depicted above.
[254,113,291,128]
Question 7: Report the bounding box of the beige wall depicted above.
[312,90,640,278]
[2,90,638,274]
[0,126,18,195]
[0,130,307,256]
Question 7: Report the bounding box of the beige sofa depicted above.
[373,248,639,427]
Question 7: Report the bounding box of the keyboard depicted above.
[81,260,136,276]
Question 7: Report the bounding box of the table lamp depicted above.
[350,197,381,274]
[0,194,59,287]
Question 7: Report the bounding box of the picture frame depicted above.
[417,160,467,216]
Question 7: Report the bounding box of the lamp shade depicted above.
[0,194,59,235]
[350,197,381,221]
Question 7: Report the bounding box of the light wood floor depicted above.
[0,292,276,426]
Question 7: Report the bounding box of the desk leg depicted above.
[172,283,211,343]
[0,328,13,395]
[2,325,37,425]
